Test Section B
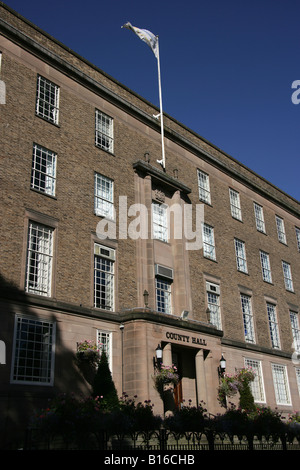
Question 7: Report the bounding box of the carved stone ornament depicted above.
[154,189,165,203]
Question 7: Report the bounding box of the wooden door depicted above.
[172,352,183,408]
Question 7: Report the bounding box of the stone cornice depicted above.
[133,160,191,195]
[221,336,293,360]
[4,290,222,338]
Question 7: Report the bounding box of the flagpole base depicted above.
[157,159,165,170]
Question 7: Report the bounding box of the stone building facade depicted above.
[0,3,300,447]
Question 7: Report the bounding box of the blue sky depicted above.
[3,0,300,201]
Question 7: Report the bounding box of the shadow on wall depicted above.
[0,273,90,449]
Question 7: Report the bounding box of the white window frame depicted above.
[290,311,300,352]
[36,75,59,124]
[156,277,172,314]
[197,170,211,204]
[97,330,112,371]
[296,368,300,396]
[25,222,54,297]
[11,315,56,385]
[95,109,114,153]
[254,202,266,233]
[282,261,294,292]
[94,244,115,311]
[229,188,242,221]
[206,282,221,330]
[271,363,291,405]
[152,201,168,242]
[31,143,56,196]
[94,173,114,219]
[234,238,248,273]
[202,223,216,260]
[240,294,256,343]
[267,303,281,349]
[295,227,300,252]
[275,215,287,244]
[244,358,266,403]
[260,250,272,283]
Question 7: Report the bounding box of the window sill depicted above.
[35,113,60,128]
[153,238,170,245]
[95,144,115,156]
[257,229,267,236]
[231,216,243,223]
[203,255,217,263]
[30,187,57,200]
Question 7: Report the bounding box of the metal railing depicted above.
[24,427,300,451]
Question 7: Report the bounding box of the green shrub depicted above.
[92,351,119,410]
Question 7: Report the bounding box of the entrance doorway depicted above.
[171,348,198,409]
[172,352,183,408]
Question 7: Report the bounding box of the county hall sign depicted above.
[165,331,207,346]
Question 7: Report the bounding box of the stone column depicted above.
[161,342,174,415]
[162,342,172,366]
[195,349,208,405]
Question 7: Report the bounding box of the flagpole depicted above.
[155,38,166,170]
[122,23,165,169]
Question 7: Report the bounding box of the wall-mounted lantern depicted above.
[218,354,226,377]
[153,343,163,370]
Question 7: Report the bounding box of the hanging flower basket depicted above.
[153,364,180,393]
[76,340,100,366]
[236,367,256,384]
[217,367,256,407]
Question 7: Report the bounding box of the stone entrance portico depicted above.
[120,309,223,415]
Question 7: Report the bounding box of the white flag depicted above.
[122,22,158,58]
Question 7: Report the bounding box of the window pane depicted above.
[94,173,114,219]
[241,294,255,343]
[290,311,300,352]
[25,222,53,297]
[275,216,286,244]
[36,75,59,124]
[94,246,115,311]
[95,110,113,152]
[12,316,55,384]
[245,358,265,403]
[229,189,242,220]
[31,144,56,196]
[152,202,168,242]
[202,224,216,260]
[260,251,272,283]
[296,227,300,252]
[197,170,211,204]
[267,303,280,349]
[156,278,171,314]
[272,364,291,405]
[234,239,247,273]
[254,203,265,233]
[282,261,294,291]
[207,283,221,329]
[97,330,112,370]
